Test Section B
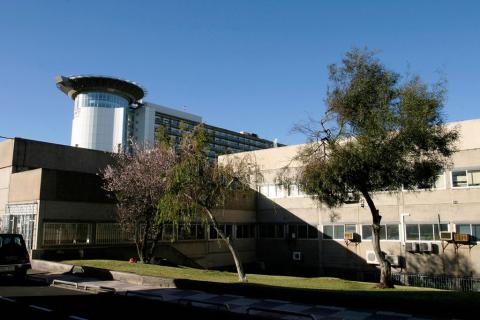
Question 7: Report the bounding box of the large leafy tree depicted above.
[296,48,458,288]
[101,142,177,263]
[158,125,259,282]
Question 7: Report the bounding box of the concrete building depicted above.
[1,119,479,281]
[0,137,256,267]
[236,119,480,279]
[56,75,280,158]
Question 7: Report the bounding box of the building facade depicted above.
[1,119,479,280]
[236,119,480,279]
[56,75,280,158]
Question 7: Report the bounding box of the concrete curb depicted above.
[31,259,74,274]
[31,259,176,288]
[110,270,175,287]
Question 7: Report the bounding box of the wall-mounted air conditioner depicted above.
[454,233,471,243]
[292,251,302,261]
[366,250,379,264]
[344,232,361,242]
[419,242,433,252]
[385,255,401,267]
[440,232,454,241]
[405,242,418,253]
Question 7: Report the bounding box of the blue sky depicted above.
[0,0,479,145]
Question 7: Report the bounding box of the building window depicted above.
[287,184,306,197]
[362,224,400,240]
[178,224,205,241]
[455,224,480,241]
[209,224,233,240]
[417,173,446,190]
[287,224,318,240]
[43,223,92,246]
[161,224,175,241]
[405,223,448,241]
[452,169,480,188]
[96,223,133,245]
[322,224,354,240]
[259,224,285,239]
[235,224,256,239]
[259,184,284,198]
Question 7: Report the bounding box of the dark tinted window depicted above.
[0,235,24,248]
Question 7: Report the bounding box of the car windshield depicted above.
[0,235,24,248]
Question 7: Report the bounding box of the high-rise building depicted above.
[56,75,281,157]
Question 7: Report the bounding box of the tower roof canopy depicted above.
[56,75,145,103]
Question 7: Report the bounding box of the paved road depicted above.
[0,276,265,319]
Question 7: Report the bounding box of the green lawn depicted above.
[63,259,479,319]
[64,259,432,291]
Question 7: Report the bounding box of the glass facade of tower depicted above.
[74,92,128,109]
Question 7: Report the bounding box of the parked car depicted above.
[0,234,31,279]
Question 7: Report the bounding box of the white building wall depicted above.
[71,106,126,152]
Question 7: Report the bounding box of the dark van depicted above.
[0,234,31,279]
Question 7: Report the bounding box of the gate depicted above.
[2,203,37,251]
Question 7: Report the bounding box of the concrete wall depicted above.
[11,138,112,175]
[0,140,14,216]
[0,167,11,216]
[8,168,42,202]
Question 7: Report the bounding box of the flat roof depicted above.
[56,75,145,103]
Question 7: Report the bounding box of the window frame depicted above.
[454,223,480,242]
[322,224,351,240]
[451,168,480,189]
[404,223,449,242]
[361,223,400,241]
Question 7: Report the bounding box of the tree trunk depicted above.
[361,190,394,288]
[139,220,151,263]
[204,207,247,282]
[148,224,163,263]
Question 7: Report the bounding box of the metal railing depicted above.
[392,272,480,292]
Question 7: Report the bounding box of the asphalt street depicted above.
[0,276,266,319]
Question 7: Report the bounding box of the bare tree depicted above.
[101,142,176,263]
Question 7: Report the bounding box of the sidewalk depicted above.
[27,268,434,320]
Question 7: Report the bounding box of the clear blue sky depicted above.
[1,0,479,145]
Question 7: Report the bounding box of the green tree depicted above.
[295,48,458,288]
[158,124,259,282]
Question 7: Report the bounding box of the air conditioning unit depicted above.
[454,233,471,243]
[344,232,361,242]
[292,251,302,261]
[366,250,379,264]
[419,242,433,252]
[440,232,454,241]
[405,242,418,253]
[385,255,400,267]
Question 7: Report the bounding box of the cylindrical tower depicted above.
[56,75,145,152]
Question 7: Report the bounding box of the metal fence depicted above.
[96,223,133,245]
[392,272,480,292]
